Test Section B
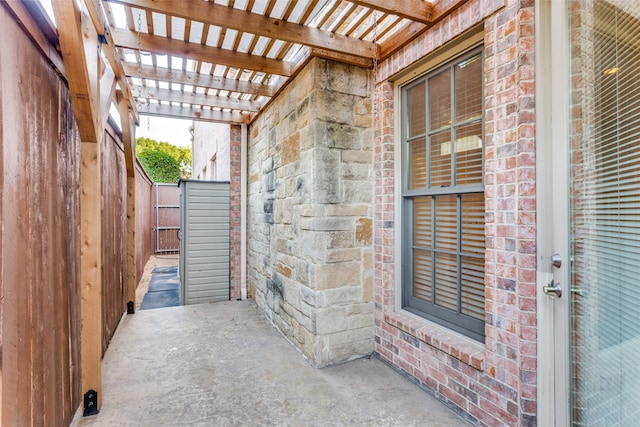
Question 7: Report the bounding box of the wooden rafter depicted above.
[143,103,252,123]
[106,0,375,58]
[112,28,295,76]
[123,63,276,97]
[37,0,466,128]
[83,0,139,123]
[378,0,470,59]
[349,0,433,25]
[141,87,262,112]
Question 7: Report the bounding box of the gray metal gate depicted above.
[179,180,230,304]
[155,183,180,253]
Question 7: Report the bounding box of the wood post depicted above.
[80,140,103,409]
[118,93,137,309]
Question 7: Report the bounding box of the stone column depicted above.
[248,58,374,366]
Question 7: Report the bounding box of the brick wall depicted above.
[248,57,374,367]
[373,1,537,425]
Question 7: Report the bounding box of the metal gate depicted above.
[155,183,180,253]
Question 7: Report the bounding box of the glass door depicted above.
[568,1,640,425]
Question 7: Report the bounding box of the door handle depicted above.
[543,279,562,298]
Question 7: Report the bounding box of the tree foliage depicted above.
[136,137,192,179]
[137,149,182,183]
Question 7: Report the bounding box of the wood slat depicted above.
[106,0,375,58]
[142,87,261,111]
[112,28,295,76]
[144,103,253,123]
[123,63,276,97]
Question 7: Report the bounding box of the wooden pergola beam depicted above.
[112,28,295,77]
[83,0,139,124]
[116,91,136,177]
[123,63,276,97]
[349,0,433,24]
[107,0,375,58]
[378,0,470,60]
[140,88,262,112]
[309,47,373,68]
[51,1,100,143]
[142,103,253,124]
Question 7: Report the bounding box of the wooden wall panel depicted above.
[101,126,128,353]
[0,5,82,425]
[135,161,154,285]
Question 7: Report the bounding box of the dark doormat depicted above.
[140,266,180,310]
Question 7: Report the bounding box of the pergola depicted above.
[2,0,466,414]
[12,0,470,132]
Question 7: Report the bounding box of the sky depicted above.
[136,116,193,148]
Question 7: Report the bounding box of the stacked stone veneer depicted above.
[248,58,374,367]
[374,0,537,426]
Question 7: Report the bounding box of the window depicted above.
[209,155,217,180]
[401,47,485,342]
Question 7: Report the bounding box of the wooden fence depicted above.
[0,6,82,424]
[101,124,128,354]
[154,183,181,253]
[0,4,159,423]
[136,160,155,283]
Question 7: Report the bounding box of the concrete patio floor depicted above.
[73,301,472,426]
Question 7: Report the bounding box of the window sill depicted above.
[383,310,485,371]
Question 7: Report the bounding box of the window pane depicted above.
[434,252,458,311]
[413,249,433,303]
[435,195,457,251]
[461,255,484,320]
[429,69,451,131]
[410,138,427,189]
[455,53,483,123]
[430,131,452,187]
[402,46,485,342]
[461,193,485,255]
[455,122,484,185]
[413,196,432,248]
[408,82,426,137]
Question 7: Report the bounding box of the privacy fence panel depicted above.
[101,124,128,354]
[0,6,82,425]
[136,160,155,284]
